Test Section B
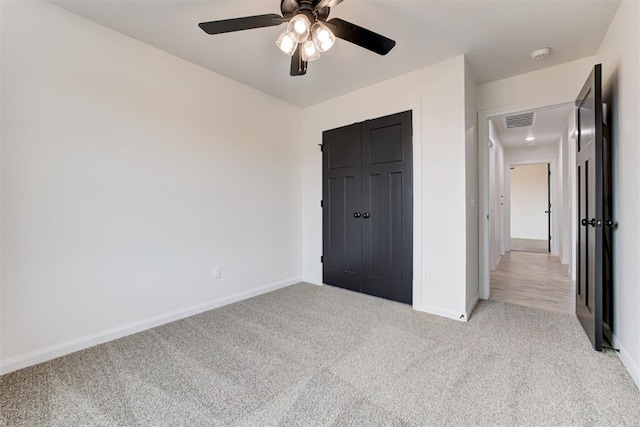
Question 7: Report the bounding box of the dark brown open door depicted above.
[575,64,613,351]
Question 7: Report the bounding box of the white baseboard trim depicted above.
[612,334,640,390]
[0,276,302,376]
[413,303,467,322]
[302,277,323,286]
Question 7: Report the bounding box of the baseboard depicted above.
[302,277,323,286]
[413,303,468,322]
[0,276,301,376]
[612,334,640,390]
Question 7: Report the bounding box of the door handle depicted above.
[362,212,370,218]
[581,218,595,227]
[353,212,361,218]
[581,218,602,227]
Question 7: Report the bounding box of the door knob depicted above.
[353,212,361,218]
[362,212,370,218]
[581,218,597,227]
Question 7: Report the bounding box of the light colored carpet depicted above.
[2,283,639,426]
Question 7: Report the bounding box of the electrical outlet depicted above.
[213,266,221,279]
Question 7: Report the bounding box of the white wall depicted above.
[1,1,302,373]
[301,56,472,321]
[557,129,566,262]
[595,0,640,388]
[558,113,578,274]
[478,57,596,112]
[464,59,479,314]
[509,164,549,241]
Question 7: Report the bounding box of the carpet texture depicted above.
[2,283,639,426]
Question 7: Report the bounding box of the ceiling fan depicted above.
[198,0,396,76]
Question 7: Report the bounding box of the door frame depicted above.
[479,99,575,299]
[318,99,423,308]
[505,161,557,254]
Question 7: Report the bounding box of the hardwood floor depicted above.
[490,251,575,315]
[510,238,548,254]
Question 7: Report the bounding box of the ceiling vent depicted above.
[504,112,535,129]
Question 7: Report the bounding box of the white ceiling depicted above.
[491,104,574,149]
[50,0,620,107]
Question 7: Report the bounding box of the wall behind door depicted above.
[510,163,549,241]
[503,144,559,254]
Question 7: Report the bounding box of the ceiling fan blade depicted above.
[314,0,343,9]
[199,14,286,35]
[324,18,396,55]
[290,44,308,76]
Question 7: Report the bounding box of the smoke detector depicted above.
[531,47,551,60]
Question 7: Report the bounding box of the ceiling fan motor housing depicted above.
[281,0,330,21]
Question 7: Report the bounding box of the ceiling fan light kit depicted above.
[288,14,312,42]
[311,21,336,52]
[302,39,321,61]
[276,30,298,55]
[198,0,396,76]
[281,12,326,60]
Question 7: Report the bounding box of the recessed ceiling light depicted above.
[531,47,551,60]
[526,136,535,141]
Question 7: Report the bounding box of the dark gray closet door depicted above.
[322,123,362,292]
[361,111,413,304]
[322,111,413,305]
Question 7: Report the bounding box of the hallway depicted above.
[490,251,574,315]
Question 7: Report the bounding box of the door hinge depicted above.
[320,200,323,208]
[319,144,323,152]
[320,255,324,263]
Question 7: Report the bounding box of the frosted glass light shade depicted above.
[276,30,297,56]
[287,14,311,42]
[311,21,335,52]
[301,39,320,62]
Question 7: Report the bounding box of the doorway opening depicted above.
[483,104,576,314]
[509,163,551,254]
